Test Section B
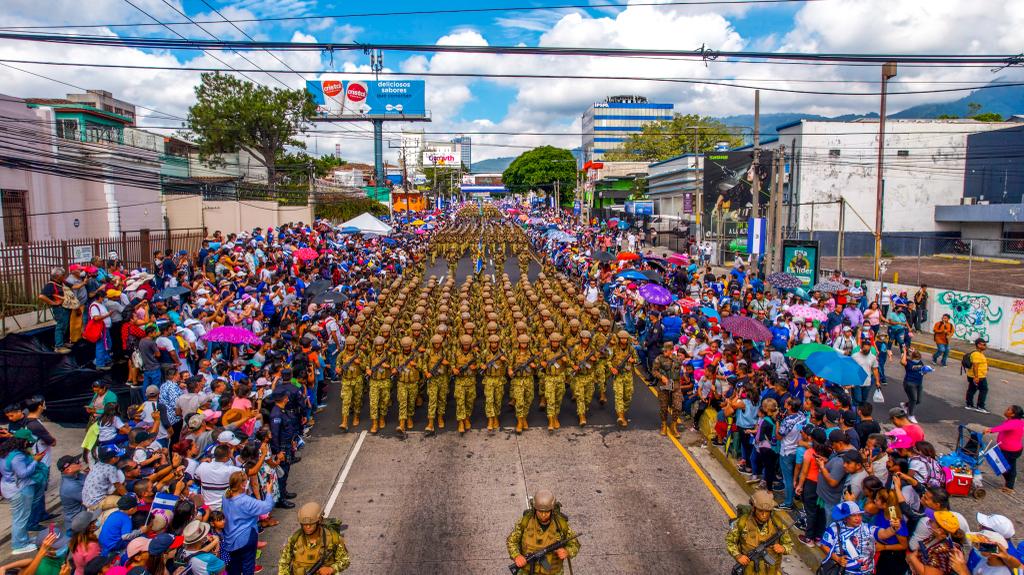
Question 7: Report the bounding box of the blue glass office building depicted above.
[582,95,674,162]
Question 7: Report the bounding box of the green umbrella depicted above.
[786,342,836,360]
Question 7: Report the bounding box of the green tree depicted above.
[422,166,461,197]
[966,102,983,116]
[971,112,1003,122]
[502,146,577,205]
[602,113,745,162]
[276,152,346,184]
[184,72,318,185]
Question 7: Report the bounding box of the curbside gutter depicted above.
[911,341,1024,375]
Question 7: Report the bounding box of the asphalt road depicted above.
[259,252,741,574]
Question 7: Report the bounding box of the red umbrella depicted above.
[293,247,319,261]
[667,253,689,266]
[616,251,640,261]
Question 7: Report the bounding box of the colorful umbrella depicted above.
[203,326,262,345]
[616,251,640,261]
[640,270,663,283]
[785,342,835,360]
[293,247,319,261]
[593,252,616,262]
[411,219,426,226]
[720,315,772,342]
[615,270,650,282]
[639,283,673,306]
[414,228,427,235]
[153,286,190,301]
[617,221,630,230]
[666,253,689,266]
[813,279,846,293]
[788,304,827,322]
[700,306,720,320]
[677,297,699,310]
[805,350,868,387]
[767,272,802,289]
[339,226,360,234]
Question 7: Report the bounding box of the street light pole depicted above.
[873,61,897,281]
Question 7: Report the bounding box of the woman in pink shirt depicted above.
[985,404,1024,493]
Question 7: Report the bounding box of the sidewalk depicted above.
[912,337,1024,374]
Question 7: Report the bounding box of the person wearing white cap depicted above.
[957,529,1020,574]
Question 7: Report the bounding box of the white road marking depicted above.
[324,430,367,516]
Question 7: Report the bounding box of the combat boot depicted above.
[464,418,472,431]
[425,418,435,435]
[599,391,607,406]
[538,397,547,411]
[660,421,667,436]
[522,417,528,430]
[352,415,360,427]
[579,414,587,427]
[668,423,680,438]
[547,416,555,433]
[617,412,628,428]
[406,418,414,429]
[437,417,445,429]
[515,417,524,434]
[370,419,379,434]
[339,415,349,431]
[378,417,385,431]
[553,416,560,430]
[458,419,466,434]
[395,421,406,437]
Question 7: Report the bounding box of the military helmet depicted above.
[532,489,556,512]
[549,332,563,342]
[437,323,450,334]
[459,334,473,346]
[380,324,392,334]
[751,490,776,512]
[297,501,323,525]
[580,330,592,340]
[517,334,530,344]
[411,322,423,332]
[600,319,612,328]
[400,337,414,349]
[345,336,357,346]
[431,334,443,344]
[617,330,630,340]
[543,320,556,331]
[488,335,500,344]
[486,321,498,331]
[464,322,476,331]
[568,318,581,328]
[373,336,385,346]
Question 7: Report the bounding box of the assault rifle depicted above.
[427,355,447,377]
[338,353,360,374]
[512,354,539,375]
[604,352,633,387]
[730,523,785,575]
[542,351,566,370]
[453,354,476,376]
[508,533,581,575]
[392,353,420,383]
[367,356,390,378]
[482,351,506,372]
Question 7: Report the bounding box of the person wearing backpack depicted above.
[964,338,990,414]
[725,490,792,575]
[278,501,351,575]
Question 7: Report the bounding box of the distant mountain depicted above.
[471,156,515,173]
[717,112,877,139]
[891,82,1024,119]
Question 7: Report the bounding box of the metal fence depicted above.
[816,234,1024,298]
[0,228,206,319]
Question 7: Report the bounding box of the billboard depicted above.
[782,240,820,288]
[423,151,458,166]
[306,80,426,119]
[701,151,772,239]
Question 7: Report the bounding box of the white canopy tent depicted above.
[339,212,394,235]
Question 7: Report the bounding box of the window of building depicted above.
[1,190,29,244]
[85,122,119,143]
[1003,223,1024,254]
[897,150,909,157]
[56,119,79,140]
[829,149,841,158]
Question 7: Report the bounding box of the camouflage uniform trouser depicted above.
[369,377,392,420]
[397,381,418,420]
[544,375,566,417]
[426,376,449,419]
[573,374,593,416]
[483,376,505,417]
[612,373,634,414]
[454,376,477,421]
[657,389,678,423]
[511,376,533,418]
[595,361,608,398]
[340,377,364,418]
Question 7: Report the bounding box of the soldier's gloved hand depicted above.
[556,548,568,560]
[514,555,528,568]
[772,544,786,554]
[736,555,750,566]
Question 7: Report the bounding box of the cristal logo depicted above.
[346,82,367,103]
[322,81,343,97]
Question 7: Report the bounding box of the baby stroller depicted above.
[938,423,997,500]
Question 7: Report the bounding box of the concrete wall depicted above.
[164,195,204,229]
[863,280,1024,355]
[168,198,312,234]
[959,222,1004,257]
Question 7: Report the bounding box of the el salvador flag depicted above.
[986,446,1010,476]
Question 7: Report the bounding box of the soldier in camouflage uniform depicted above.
[480,334,508,432]
[452,334,478,434]
[509,334,536,434]
[608,330,638,428]
[423,333,449,435]
[652,341,682,437]
[337,335,364,432]
[506,489,580,575]
[570,330,598,427]
[393,336,422,437]
[541,332,569,433]
[592,319,613,406]
[365,336,392,434]
[278,502,350,575]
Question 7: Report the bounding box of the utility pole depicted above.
[874,61,897,280]
[751,90,761,218]
[837,196,846,273]
[692,125,702,242]
[769,146,786,273]
[554,179,560,210]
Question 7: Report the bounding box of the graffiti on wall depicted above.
[1010,299,1024,348]
[937,290,1003,342]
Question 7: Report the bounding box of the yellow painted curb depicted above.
[934,254,1021,265]
[911,342,1024,375]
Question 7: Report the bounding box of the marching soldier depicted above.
[423,333,449,434]
[608,330,638,428]
[337,335,363,432]
[541,332,568,433]
[570,330,597,426]
[393,336,422,436]
[509,334,536,434]
[480,334,508,432]
[593,319,613,406]
[452,334,478,434]
[652,342,681,437]
[725,490,792,575]
[365,336,392,434]
[507,489,580,575]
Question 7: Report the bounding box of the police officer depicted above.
[267,388,298,509]
[507,489,580,575]
[725,490,792,575]
[278,502,351,575]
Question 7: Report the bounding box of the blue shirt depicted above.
[59,473,86,525]
[770,325,790,352]
[221,493,275,551]
[98,510,134,555]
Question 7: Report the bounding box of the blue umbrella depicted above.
[617,220,630,230]
[382,238,397,246]
[700,306,720,320]
[615,270,649,282]
[340,226,360,234]
[804,350,868,387]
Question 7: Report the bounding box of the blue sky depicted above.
[2,0,1023,163]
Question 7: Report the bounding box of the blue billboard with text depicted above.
[306,80,426,119]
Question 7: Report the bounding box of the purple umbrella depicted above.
[639,283,672,306]
[202,326,262,345]
[720,315,773,342]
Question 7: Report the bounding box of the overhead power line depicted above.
[0,0,821,31]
